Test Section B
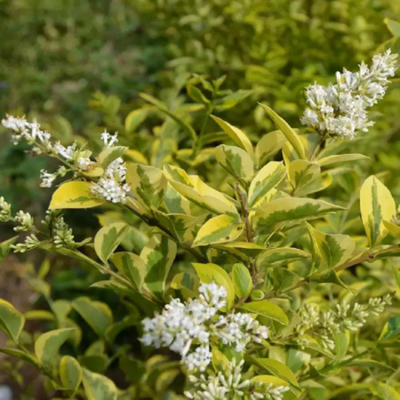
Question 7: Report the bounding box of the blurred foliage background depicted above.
[2,0,400,396]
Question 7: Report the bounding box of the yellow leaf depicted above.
[49,181,104,209]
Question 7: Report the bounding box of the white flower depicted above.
[100,130,118,148]
[40,170,57,188]
[182,345,212,371]
[301,49,398,139]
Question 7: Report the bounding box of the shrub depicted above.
[1,50,400,399]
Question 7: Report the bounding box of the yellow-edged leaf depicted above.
[94,222,129,263]
[317,154,369,167]
[239,301,288,325]
[215,145,254,180]
[255,130,286,167]
[49,181,104,209]
[0,300,25,343]
[193,214,244,247]
[97,146,127,169]
[288,160,320,191]
[256,247,309,270]
[360,176,396,246]
[82,368,118,400]
[232,263,252,299]
[60,355,82,391]
[110,252,147,290]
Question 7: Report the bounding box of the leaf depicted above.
[0,347,38,366]
[82,368,118,400]
[110,252,147,290]
[232,263,252,299]
[125,107,149,133]
[247,161,286,207]
[288,160,320,191]
[385,18,400,36]
[211,115,254,158]
[193,263,235,310]
[311,269,350,290]
[60,356,82,391]
[392,265,400,289]
[313,229,355,268]
[252,197,344,235]
[97,146,128,169]
[140,92,196,141]
[193,214,244,247]
[250,357,299,387]
[164,164,238,216]
[215,145,254,180]
[259,104,305,159]
[239,301,288,325]
[334,332,349,362]
[105,315,138,345]
[72,297,113,339]
[0,300,25,343]
[0,236,18,263]
[140,234,177,300]
[256,247,309,270]
[187,84,210,104]
[255,130,287,167]
[360,176,396,246]
[94,222,129,263]
[34,328,75,370]
[126,164,167,209]
[317,154,369,167]
[380,316,400,342]
[383,220,400,236]
[119,354,146,385]
[212,347,229,371]
[49,181,105,209]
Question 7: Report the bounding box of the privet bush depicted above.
[1,50,400,399]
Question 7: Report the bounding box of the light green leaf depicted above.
[248,161,286,207]
[193,214,244,247]
[256,247,309,270]
[251,357,299,387]
[0,300,25,343]
[288,160,320,191]
[126,164,167,209]
[34,328,75,370]
[255,130,287,168]
[140,234,177,299]
[385,18,400,36]
[334,332,349,362]
[211,115,254,158]
[193,263,235,310]
[82,368,118,400]
[60,355,82,391]
[49,181,105,209]
[0,236,18,263]
[379,316,400,342]
[97,146,128,169]
[94,222,129,263]
[215,145,254,180]
[187,84,210,104]
[360,176,396,246]
[232,263,252,299]
[259,104,305,159]
[125,107,149,133]
[317,154,369,167]
[239,301,288,325]
[72,297,113,339]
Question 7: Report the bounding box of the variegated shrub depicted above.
[1,51,400,400]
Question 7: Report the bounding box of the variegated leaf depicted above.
[111,252,147,290]
[215,144,254,180]
[255,130,286,168]
[288,160,320,192]
[256,247,309,270]
[94,222,129,263]
[82,368,118,400]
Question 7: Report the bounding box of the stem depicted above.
[310,133,328,161]
[236,183,253,243]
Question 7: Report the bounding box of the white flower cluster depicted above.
[297,295,392,349]
[141,282,269,371]
[90,157,130,204]
[13,211,35,232]
[185,359,289,400]
[1,116,96,187]
[0,197,12,222]
[300,50,398,139]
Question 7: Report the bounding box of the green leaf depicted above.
[110,252,147,290]
[311,269,350,290]
[193,263,235,310]
[259,104,305,159]
[252,197,344,235]
[119,354,146,385]
[140,92,196,141]
[187,84,210,104]
[72,297,113,339]
[82,368,118,400]
[247,161,286,207]
[0,300,25,343]
[256,247,309,270]
[126,164,167,209]
[313,229,355,268]
[360,176,396,246]
[193,214,244,247]
[288,160,320,192]
[239,301,288,325]
[94,222,129,263]
[211,115,254,158]
[232,263,252,299]
[0,236,18,263]
[250,375,290,389]
[97,146,128,169]
[334,332,349,362]
[140,234,177,299]
[60,356,82,391]
[105,315,138,345]
[250,357,299,387]
[255,130,287,168]
[317,154,369,167]
[380,316,400,342]
[212,347,229,371]
[215,145,254,180]
[0,347,38,366]
[49,181,105,209]
[392,265,400,289]
[34,328,75,370]
[385,18,400,36]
